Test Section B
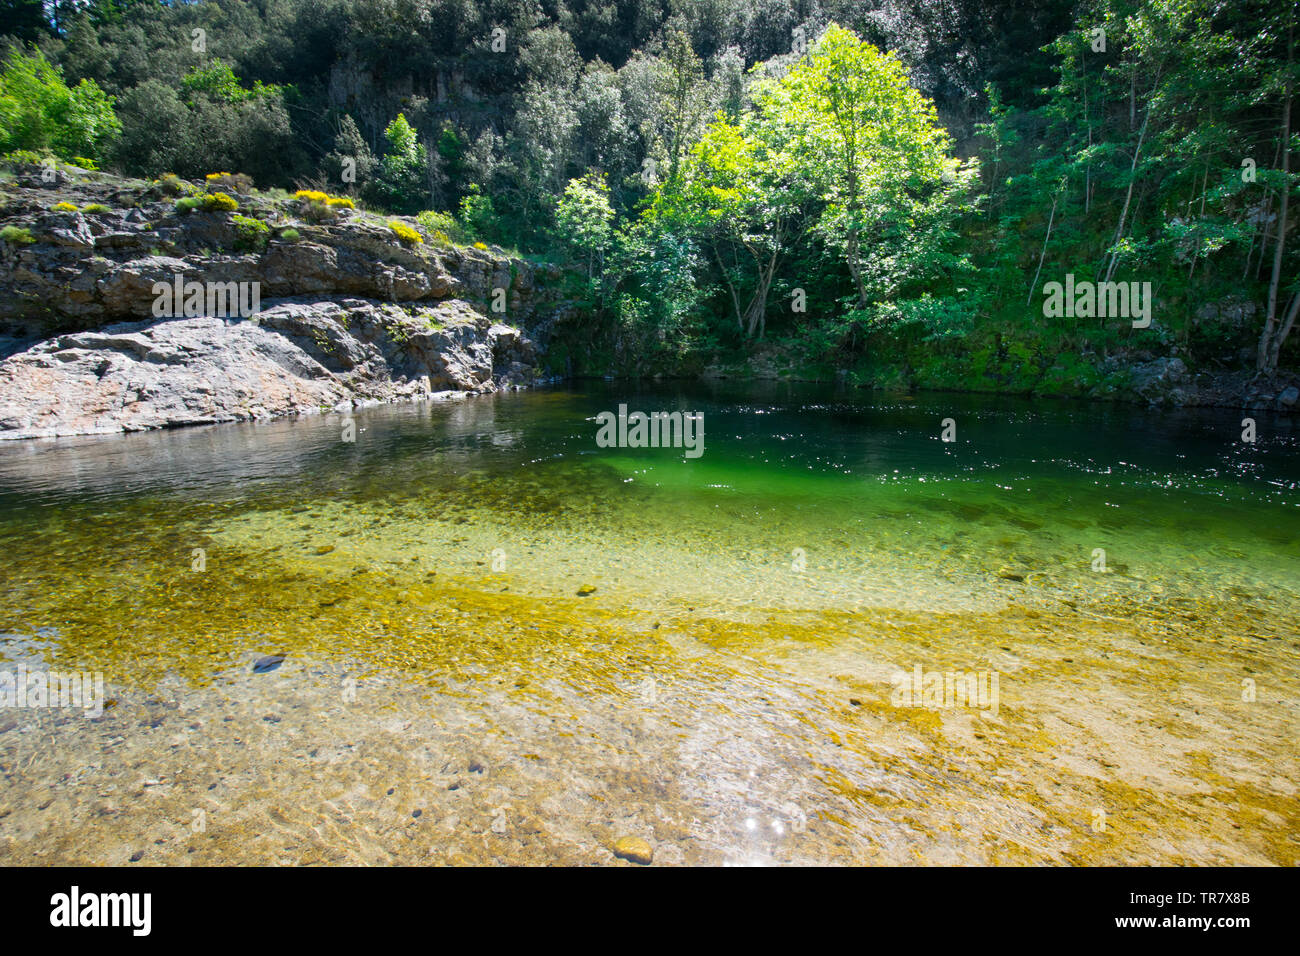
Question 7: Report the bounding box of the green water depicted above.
[1,382,1297,865]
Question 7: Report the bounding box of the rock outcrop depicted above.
[0,299,539,439]
[0,165,572,439]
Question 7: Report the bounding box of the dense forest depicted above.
[1,0,1297,392]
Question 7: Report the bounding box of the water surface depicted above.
[1,382,1297,864]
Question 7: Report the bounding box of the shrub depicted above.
[70,157,97,170]
[205,171,253,194]
[279,227,300,242]
[0,225,35,245]
[416,209,462,244]
[51,201,76,212]
[473,241,488,251]
[388,220,423,247]
[81,203,110,214]
[202,191,238,212]
[294,189,353,222]
[301,201,338,223]
[157,173,193,196]
[173,196,202,214]
[0,49,121,162]
[232,214,270,251]
[1,149,47,167]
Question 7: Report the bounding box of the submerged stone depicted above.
[613,836,653,865]
[252,655,286,673]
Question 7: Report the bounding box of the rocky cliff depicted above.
[0,163,576,439]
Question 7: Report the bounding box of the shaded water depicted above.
[1,382,1297,864]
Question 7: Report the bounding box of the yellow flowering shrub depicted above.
[388,221,423,246]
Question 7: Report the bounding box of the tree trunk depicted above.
[1266,290,1300,371]
[1105,104,1151,284]
[1028,189,1060,306]
[711,243,744,331]
[1258,24,1294,375]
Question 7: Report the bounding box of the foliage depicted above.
[2,0,1295,383]
[0,47,119,161]
[232,213,269,250]
[206,171,253,193]
[367,113,429,214]
[0,224,34,244]
[416,209,462,244]
[388,220,423,246]
[555,172,614,280]
[202,191,238,212]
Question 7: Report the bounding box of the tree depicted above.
[0,46,120,160]
[323,114,377,195]
[772,24,952,312]
[555,172,614,281]
[654,112,811,340]
[368,112,430,213]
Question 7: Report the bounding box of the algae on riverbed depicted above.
[0,384,1296,864]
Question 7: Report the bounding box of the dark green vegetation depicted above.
[2,0,1298,392]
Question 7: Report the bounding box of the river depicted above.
[1,382,1296,864]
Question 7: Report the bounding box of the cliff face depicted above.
[0,165,576,439]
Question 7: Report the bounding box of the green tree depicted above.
[369,112,430,213]
[555,172,614,280]
[773,24,953,312]
[0,46,120,160]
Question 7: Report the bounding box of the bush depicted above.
[0,225,35,245]
[70,156,97,170]
[416,209,462,244]
[81,203,110,214]
[294,189,352,222]
[367,113,428,214]
[1,149,47,168]
[157,173,193,196]
[0,49,121,162]
[173,196,202,214]
[388,220,423,247]
[205,171,253,193]
[202,191,238,212]
[458,186,499,243]
[51,201,76,212]
[279,227,300,242]
[232,214,270,250]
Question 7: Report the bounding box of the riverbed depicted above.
[1,382,1296,864]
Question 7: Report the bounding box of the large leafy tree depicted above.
[774,24,954,312]
[0,46,120,160]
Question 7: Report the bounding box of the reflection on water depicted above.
[0,383,1297,864]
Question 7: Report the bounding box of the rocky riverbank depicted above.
[0,162,577,439]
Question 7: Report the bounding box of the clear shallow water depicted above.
[0,382,1297,865]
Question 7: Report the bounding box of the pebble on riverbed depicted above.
[612,836,653,865]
